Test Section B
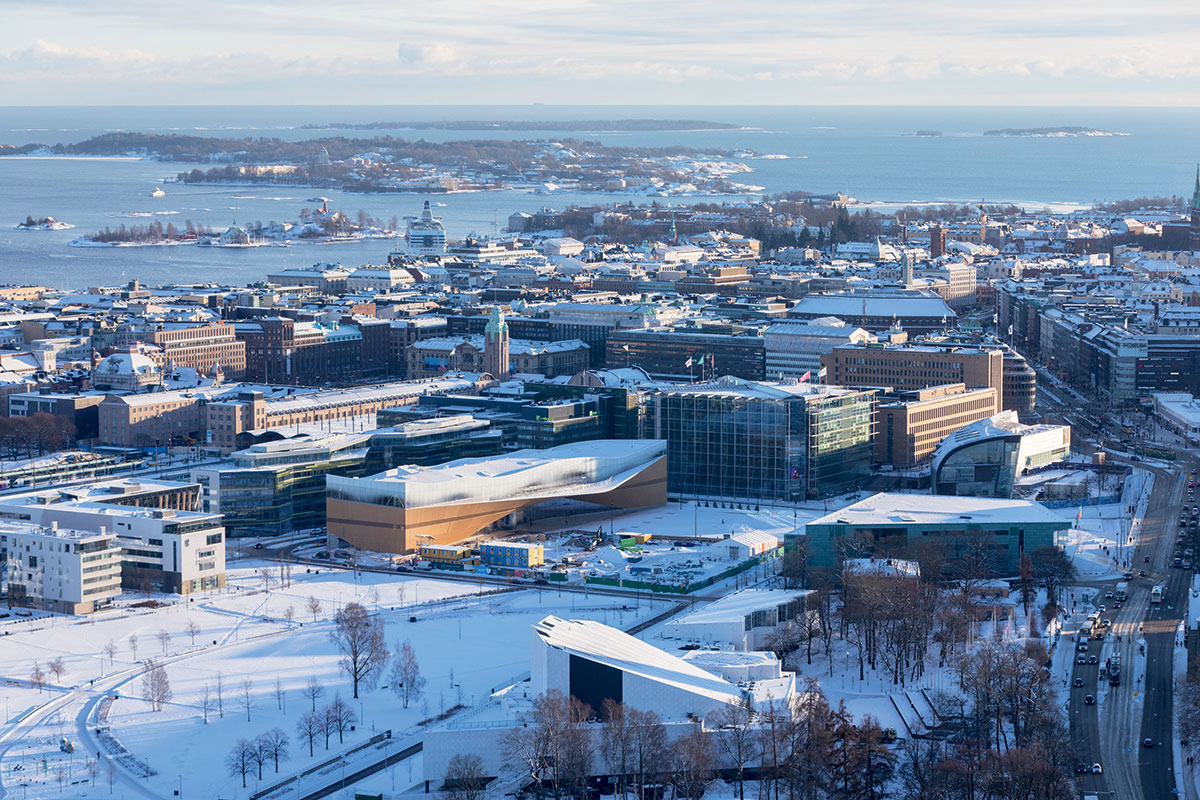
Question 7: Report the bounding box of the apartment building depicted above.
[3,521,123,615]
[0,488,225,595]
[98,390,208,448]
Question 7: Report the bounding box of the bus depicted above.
[1150,585,1164,604]
[1115,581,1128,602]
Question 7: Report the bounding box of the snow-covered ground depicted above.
[0,562,672,800]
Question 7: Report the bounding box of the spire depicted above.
[1192,164,1200,211]
[485,303,507,335]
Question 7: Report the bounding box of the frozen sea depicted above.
[1,105,1197,287]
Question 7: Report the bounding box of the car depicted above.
[1146,556,1152,562]
[1104,591,1114,599]
[1078,642,1089,651]
[252,543,264,550]
[1123,571,1134,580]
[1093,631,1105,640]
[1101,618,1112,628]
[314,551,330,560]
[1186,560,1193,570]
[1144,738,1154,748]
[1092,763,1103,774]
[1139,570,1148,577]
[1173,558,1183,568]
[1085,694,1095,705]
[1074,677,1084,687]
[1098,605,1106,613]
[1077,655,1087,664]
[1074,764,1089,775]
[1089,655,1099,664]
[1177,538,1185,546]
[1113,602,1122,609]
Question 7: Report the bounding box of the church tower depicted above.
[484,305,510,381]
[1191,165,1200,249]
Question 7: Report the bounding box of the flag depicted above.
[1076,507,1084,525]
[685,357,693,368]
[818,366,827,379]
[799,370,811,383]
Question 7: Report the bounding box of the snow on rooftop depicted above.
[668,588,813,627]
[534,616,744,705]
[809,492,1068,527]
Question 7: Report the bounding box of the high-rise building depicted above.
[484,305,510,380]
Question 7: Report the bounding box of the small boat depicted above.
[150,187,166,198]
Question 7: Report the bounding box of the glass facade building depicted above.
[644,379,875,501]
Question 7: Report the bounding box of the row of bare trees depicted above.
[295,695,356,755]
[226,728,290,788]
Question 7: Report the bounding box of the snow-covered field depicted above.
[0,561,671,800]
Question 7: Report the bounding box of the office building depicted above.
[762,318,874,382]
[326,440,667,553]
[642,377,876,501]
[875,384,1000,468]
[822,342,1006,409]
[145,322,246,378]
[606,328,765,381]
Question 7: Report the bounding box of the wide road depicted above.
[1138,454,1195,800]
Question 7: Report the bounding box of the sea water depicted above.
[1,105,1197,287]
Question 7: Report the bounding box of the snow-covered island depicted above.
[983,126,1127,137]
[14,215,74,231]
[68,203,397,248]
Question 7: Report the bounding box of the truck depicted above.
[1115,581,1128,602]
[1109,653,1121,686]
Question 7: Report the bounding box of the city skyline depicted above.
[3,0,1199,106]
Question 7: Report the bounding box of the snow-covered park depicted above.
[0,560,672,800]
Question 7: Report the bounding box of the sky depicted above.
[2,0,1199,106]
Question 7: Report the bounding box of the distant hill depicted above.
[297,119,742,132]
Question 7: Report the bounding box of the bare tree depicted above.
[128,633,138,661]
[297,710,321,756]
[307,595,322,621]
[670,728,714,800]
[389,639,427,709]
[107,758,116,792]
[30,660,46,692]
[249,737,269,782]
[199,684,214,724]
[215,671,225,718]
[304,676,325,712]
[141,659,173,712]
[103,640,118,670]
[600,700,632,800]
[443,752,490,800]
[283,605,296,625]
[258,728,290,773]
[274,676,286,712]
[500,690,591,800]
[324,694,356,745]
[330,602,389,698]
[227,738,256,788]
[184,619,201,646]
[47,657,67,684]
[157,628,171,655]
[709,698,758,800]
[241,678,255,722]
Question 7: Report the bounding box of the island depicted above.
[983,126,1124,137]
[3,132,764,196]
[68,204,395,248]
[15,216,74,231]
[297,118,742,132]
[915,130,943,137]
